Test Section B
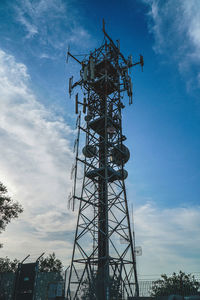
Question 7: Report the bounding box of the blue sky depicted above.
[0,0,200,278]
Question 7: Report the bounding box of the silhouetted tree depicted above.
[0,253,63,274]
[0,182,23,247]
[39,252,63,273]
[0,257,20,272]
[81,274,123,299]
[151,271,200,297]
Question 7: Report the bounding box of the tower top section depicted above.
[67,20,143,106]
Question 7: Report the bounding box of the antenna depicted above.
[75,93,78,114]
[69,76,73,97]
[102,18,105,32]
[130,54,144,72]
[68,192,72,210]
[140,54,144,71]
[66,45,70,63]
[83,97,86,114]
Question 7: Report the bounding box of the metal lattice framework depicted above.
[67,21,143,300]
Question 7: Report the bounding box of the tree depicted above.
[39,252,63,273]
[0,182,23,247]
[0,253,63,274]
[81,274,123,299]
[0,257,20,272]
[150,271,200,297]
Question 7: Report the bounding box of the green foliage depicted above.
[39,253,63,273]
[0,257,20,273]
[150,271,200,297]
[81,274,123,299]
[0,182,23,247]
[0,253,63,274]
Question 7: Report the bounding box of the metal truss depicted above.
[67,21,143,300]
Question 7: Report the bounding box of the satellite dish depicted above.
[134,246,142,256]
[82,145,97,158]
[111,144,130,166]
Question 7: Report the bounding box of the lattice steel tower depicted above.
[67,21,143,300]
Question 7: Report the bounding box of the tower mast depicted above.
[67,21,143,300]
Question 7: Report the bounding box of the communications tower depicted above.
[67,21,143,300]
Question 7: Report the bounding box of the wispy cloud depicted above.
[142,0,200,90]
[15,0,65,39]
[14,0,94,54]
[16,11,38,38]
[0,49,76,263]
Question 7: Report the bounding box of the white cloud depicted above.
[15,0,65,39]
[142,0,200,89]
[14,0,94,51]
[16,13,38,38]
[134,202,200,277]
[0,49,77,264]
